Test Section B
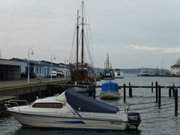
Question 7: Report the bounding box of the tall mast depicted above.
[76,10,79,69]
[106,53,110,69]
[81,1,84,65]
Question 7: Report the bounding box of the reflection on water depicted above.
[13,127,141,135]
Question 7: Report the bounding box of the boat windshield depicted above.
[32,103,63,108]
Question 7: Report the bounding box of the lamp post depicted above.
[50,56,56,81]
[27,48,34,83]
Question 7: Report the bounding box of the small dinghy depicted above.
[100,81,121,100]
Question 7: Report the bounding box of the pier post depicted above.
[129,82,132,98]
[88,85,94,98]
[151,82,154,93]
[172,84,175,97]
[169,87,172,97]
[93,85,96,99]
[155,81,158,103]
[174,88,178,116]
[158,85,161,109]
[123,83,126,103]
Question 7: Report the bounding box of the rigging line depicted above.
[81,1,94,67]
[84,27,93,65]
[87,24,94,56]
[68,26,76,63]
[81,1,91,64]
[84,29,90,60]
[84,33,93,67]
[85,25,93,54]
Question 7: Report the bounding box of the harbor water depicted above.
[1,74,180,135]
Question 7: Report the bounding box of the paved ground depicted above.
[0,78,70,89]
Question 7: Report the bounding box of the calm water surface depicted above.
[1,74,180,135]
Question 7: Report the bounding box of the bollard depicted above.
[158,85,161,109]
[123,83,126,103]
[174,88,178,116]
[129,82,133,98]
[151,82,154,93]
[155,81,158,103]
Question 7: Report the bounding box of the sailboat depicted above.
[102,54,114,80]
[69,1,96,85]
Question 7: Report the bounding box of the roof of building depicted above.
[41,60,59,66]
[0,58,20,66]
[11,58,27,62]
[11,58,62,67]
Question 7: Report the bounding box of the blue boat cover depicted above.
[65,88,119,113]
[101,81,119,92]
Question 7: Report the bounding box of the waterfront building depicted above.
[11,58,71,79]
[0,58,21,80]
[11,58,28,78]
[58,63,71,78]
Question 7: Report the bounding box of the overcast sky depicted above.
[0,0,180,69]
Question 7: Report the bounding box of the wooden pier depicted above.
[0,78,71,95]
[0,78,71,113]
[107,81,179,117]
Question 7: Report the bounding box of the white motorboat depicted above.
[114,69,124,79]
[103,69,115,80]
[100,91,120,100]
[7,88,141,130]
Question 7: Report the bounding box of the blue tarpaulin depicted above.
[101,81,120,92]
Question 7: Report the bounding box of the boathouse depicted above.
[11,58,54,78]
[0,58,21,81]
[11,58,71,79]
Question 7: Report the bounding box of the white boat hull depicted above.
[114,71,124,79]
[100,92,120,100]
[10,111,128,130]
